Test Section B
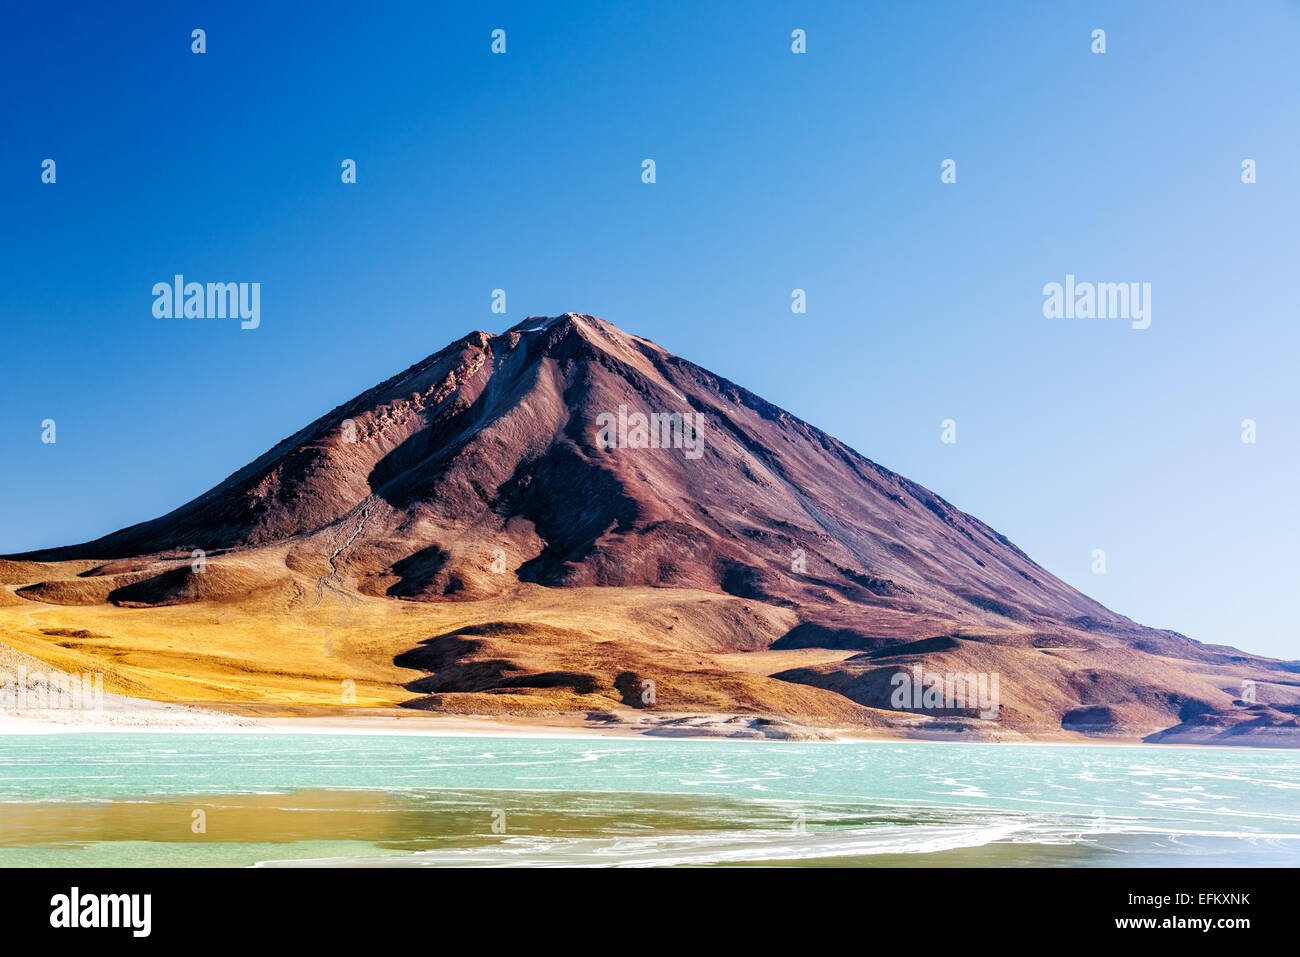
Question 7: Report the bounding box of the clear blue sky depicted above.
[2,1,1296,658]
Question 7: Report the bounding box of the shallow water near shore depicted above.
[0,733,1296,867]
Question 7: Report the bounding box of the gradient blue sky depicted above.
[2,1,1296,658]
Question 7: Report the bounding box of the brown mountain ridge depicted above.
[3,313,1297,744]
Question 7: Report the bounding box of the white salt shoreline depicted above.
[0,708,1267,751]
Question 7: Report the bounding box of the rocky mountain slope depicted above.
[4,314,1296,743]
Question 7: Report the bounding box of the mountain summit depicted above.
[18,312,1122,623]
[5,314,1297,744]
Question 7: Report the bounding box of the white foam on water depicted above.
[256,821,1035,868]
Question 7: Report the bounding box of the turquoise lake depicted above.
[0,733,1297,867]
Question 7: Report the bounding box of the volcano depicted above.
[3,314,1297,744]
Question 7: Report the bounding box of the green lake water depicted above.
[0,733,1296,867]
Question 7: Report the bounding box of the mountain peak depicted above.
[12,309,1114,634]
[507,312,600,335]
[505,312,640,348]
[5,311,1287,743]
